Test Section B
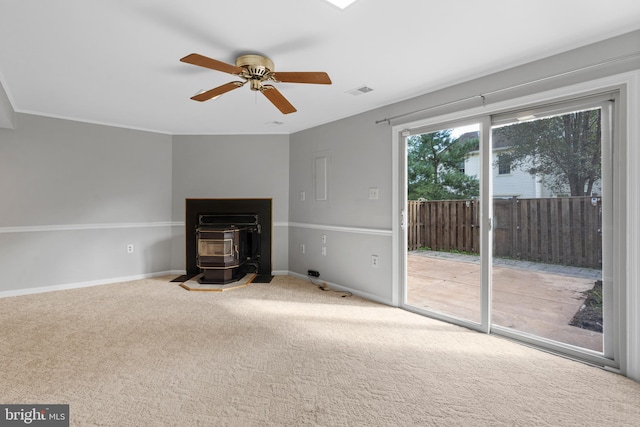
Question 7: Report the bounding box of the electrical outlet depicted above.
[321,246,326,256]
[369,187,379,200]
[127,244,134,254]
[371,255,379,268]
[308,270,320,277]
[300,243,305,254]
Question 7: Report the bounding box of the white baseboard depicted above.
[0,270,184,299]
[287,271,392,306]
[0,269,392,308]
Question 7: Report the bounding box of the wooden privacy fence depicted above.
[408,196,602,269]
[408,199,480,254]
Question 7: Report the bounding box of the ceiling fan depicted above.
[180,53,332,114]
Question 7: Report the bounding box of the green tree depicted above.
[407,130,479,200]
[493,109,601,196]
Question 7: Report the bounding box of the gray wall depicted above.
[170,134,290,273]
[0,114,173,292]
[288,112,393,302]
[0,81,14,129]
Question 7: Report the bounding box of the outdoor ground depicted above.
[407,250,603,352]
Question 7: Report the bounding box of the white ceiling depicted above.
[1,0,639,135]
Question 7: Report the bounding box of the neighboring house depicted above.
[458,131,600,199]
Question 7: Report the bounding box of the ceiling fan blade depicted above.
[272,72,332,84]
[180,53,243,75]
[261,85,297,114]
[191,81,244,102]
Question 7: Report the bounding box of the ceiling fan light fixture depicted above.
[250,79,263,91]
[324,0,358,9]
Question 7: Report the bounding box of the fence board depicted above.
[550,200,560,264]
[531,200,540,262]
[561,198,572,265]
[540,199,549,263]
[520,199,530,261]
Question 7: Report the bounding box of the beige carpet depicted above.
[0,275,639,426]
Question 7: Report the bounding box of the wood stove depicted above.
[197,226,245,284]
[196,215,257,284]
[185,199,272,283]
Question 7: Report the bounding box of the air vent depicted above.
[347,86,374,96]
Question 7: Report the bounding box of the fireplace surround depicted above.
[185,199,272,283]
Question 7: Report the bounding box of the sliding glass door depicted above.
[400,92,618,366]
[490,98,613,357]
[405,123,483,326]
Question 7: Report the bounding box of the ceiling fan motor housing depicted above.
[236,54,274,90]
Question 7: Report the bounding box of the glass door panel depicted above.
[406,124,482,324]
[490,107,606,352]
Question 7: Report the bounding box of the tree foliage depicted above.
[407,130,479,200]
[493,109,601,196]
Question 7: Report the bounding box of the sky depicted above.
[450,124,479,138]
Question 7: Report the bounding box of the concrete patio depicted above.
[407,251,603,352]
